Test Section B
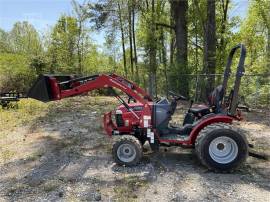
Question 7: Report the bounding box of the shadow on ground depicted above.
[0,96,269,201]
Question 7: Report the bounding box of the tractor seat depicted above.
[188,85,224,116]
[189,105,210,116]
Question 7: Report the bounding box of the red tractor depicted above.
[28,44,248,172]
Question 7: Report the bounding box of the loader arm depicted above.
[28,73,153,129]
[28,74,152,105]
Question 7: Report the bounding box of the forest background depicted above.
[0,0,269,107]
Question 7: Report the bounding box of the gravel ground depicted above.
[0,96,269,201]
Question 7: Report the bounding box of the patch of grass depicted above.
[0,149,16,163]
[0,99,47,131]
[66,195,81,202]
[42,179,61,192]
[26,150,44,161]
[0,131,8,140]
[0,96,117,132]
[7,183,29,195]
[113,175,149,201]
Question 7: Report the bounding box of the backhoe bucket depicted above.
[28,75,73,102]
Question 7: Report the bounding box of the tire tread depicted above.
[112,135,143,166]
[195,122,248,172]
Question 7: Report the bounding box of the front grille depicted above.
[115,114,124,127]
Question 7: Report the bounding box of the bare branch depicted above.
[156,22,175,30]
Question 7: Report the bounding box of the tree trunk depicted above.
[218,0,229,69]
[117,2,128,78]
[161,28,169,97]
[169,2,175,91]
[202,0,216,101]
[128,3,134,79]
[171,0,189,97]
[267,28,270,69]
[148,71,156,98]
[132,3,139,83]
[77,20,82,75]
[148,0,157,98]
[195,16,199,101]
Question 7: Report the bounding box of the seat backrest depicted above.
[208,85,224,113]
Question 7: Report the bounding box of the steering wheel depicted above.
[168,91,187,115]
[168,91,187,101]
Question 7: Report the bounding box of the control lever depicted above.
[189,100,194,109]
[168,91,187,101]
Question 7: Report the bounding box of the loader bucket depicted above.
[28,75,55,102]
[28,75,74,102]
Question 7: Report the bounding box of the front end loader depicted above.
[28,44,250,172]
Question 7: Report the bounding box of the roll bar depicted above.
[222,44,246,116]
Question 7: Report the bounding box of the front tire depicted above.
[112,135,143,166]
[195,123,248,172]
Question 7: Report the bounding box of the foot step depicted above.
[160,134,189,141]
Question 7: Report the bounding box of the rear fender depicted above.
[189,115,234,144]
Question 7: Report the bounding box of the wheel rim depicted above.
[209,136,238,164]
[117,143,136,163]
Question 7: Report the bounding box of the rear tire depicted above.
[112,135,143,166]
[195,123,248,172]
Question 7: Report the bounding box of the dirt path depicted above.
[0,96,269,201]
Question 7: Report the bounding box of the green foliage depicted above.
[83,45,116,74]
[0,0,269,106]
[0,15,114,91]
[0,53,35,92]
[9,21,42,55]
[0,29,11,53]
[47,15,80,73]
[0,21,43,92]
[29,54,48,75]
[238,0,269,73]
